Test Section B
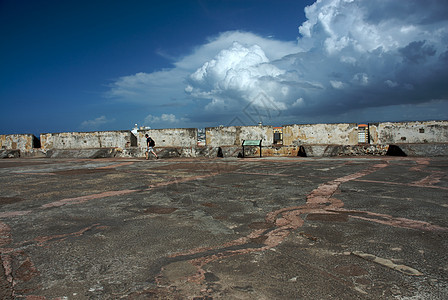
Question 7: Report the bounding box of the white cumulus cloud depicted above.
[187,42,288,112]
[106,0,448,126]
[330,80,345,89]
[144,113,187,125]
[80,116,115,130]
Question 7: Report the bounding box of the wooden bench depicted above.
[242,139,262,158]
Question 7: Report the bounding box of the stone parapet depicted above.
[40,130,137,151]
[1,121,447,158]
[387,143,448,157]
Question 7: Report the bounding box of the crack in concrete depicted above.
[0,222,104,299]
[0,221,14,298]
[0,166,225,299]
[2,158,446,298]
[41,189,139,209]
[154,163,390,292]
[154,160,447,298]
[352,251,423,276]
[0,211,32,218]
[0,221,42,298]
[354,178,448,190]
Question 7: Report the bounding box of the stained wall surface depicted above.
[137,128,197,148]
[40,131,136,151]
[372,121,448,144]
[0,134,37,151]
[282,123,359,146]
[206,126,273,147]
[2,121,447,157]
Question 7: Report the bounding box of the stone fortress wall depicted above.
[1,120,447,158]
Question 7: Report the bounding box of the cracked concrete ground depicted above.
[0,156,447,299]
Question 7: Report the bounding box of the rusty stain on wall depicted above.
[206,125,273,147]
[375,121,448,144]
[136,128,197,148]
[282,123,359,146]
[0,134,37,151]
[40,130,136,151]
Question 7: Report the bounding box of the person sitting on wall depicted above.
[145,134,159,160]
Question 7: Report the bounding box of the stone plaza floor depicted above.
[0,156,447,299]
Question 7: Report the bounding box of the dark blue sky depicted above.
[1,0,447,135]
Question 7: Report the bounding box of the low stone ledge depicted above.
[388,143,448,157]
[0,149,21,158]
[45,148,120,159]
[3,143,448,159]
[261,144,389,157]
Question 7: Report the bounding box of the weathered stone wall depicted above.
[136,128,197,148]
[206,126,273,147]
[2,120,447,158]
[373,121,448,144]
[40,131,136,151]
[282,123,359,146]
[390,143,448,157]
[297,144,389,157]
[0,134,38,152]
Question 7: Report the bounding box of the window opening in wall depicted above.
[198,128,206,146]
[33,135,41,148]
[273,127,283,145]
[130,133,137,147]
[357,124,369,144]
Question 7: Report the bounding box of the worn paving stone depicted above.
[0,157,447,299]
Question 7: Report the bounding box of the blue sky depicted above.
[1,0,447,136]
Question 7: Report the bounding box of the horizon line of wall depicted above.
[1,120,447,157]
